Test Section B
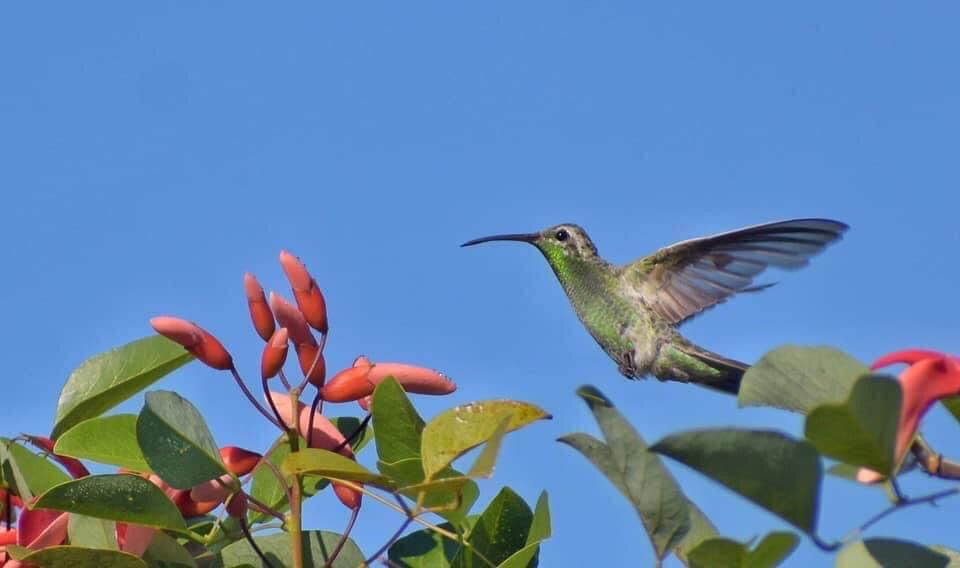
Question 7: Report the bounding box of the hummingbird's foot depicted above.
[616,350,641,379]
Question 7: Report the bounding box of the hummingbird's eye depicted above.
[555,229,570,242]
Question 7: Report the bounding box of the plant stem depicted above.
[263,376,286,429]
[841,486,960,545]
[323,505,360,568]
[288,387,304,568]
[240,516,276,568]
[278,369,291,390]
[333,413,371,453]
[296,334,327,392]
[307,389,322,448]
[230,367,282,428]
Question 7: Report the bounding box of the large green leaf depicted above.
[67,514,118,550]
[373,378,425,466]
[388,519,478,568]
[136,390,225,489]
[738,345,868,414]
[283,448,396,489]
[35,474,186,531]
[497,491,552,568]
[558,386,707,561]
[142,530,198,568]
[422,400,550,480]
[6,545,146,568]
[248,436,292,525]
[55,414,151,473]
[836,539,950,568]
[1,439,71,501]
[805,376,901,474]
[214,530,364,568]
[451,487,533,568]
[652,429,822,534]
[688,532,799,568]
[52,336,194,438]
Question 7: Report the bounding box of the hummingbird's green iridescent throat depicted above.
[462,218,848,394]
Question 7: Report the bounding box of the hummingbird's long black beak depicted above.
[460,232,539,247]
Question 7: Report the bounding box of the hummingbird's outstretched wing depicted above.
[621,218,848,324]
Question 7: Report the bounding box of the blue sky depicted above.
[3,2,960,566]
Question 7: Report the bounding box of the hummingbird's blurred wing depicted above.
[621,218,848,324]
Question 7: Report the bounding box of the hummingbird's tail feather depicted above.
[657,343,748,395]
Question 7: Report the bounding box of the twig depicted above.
[230,367,282,428]
[365,516,413,565]
[278,369,291,390]
[323,505,360,568]
[841,487,960,545]
[333,413,371,453]
[240,515,276,568]
[910,437,960,480]
[296,333,327,392]
[307,389,322,448]
[262,376,286,431]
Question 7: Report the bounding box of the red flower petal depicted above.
[261,328,289,379]
[220,446,262,477]
[150,317,233,371]
[871,349,946,370]
[244,273,276,342]
[279,251,329,334]
[269,293,317,347]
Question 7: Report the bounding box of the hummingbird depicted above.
[461,218,848,394]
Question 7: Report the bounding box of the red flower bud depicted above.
[226,492,248,518]
[244,273,276,342]
[261,328,289,380]
[116,523,156,556]
[296,342,326,386]
[220,446,262,476]
[0,528,16,546]
[17,506,68,549]
[368,363,456,395]
[319,365,375,403]
[269,292,316,347]
[279,250,329,334]
[333,483,362,510]
[189,474,235,503]
[150,317,233,371]
[169,489,220,517]
[24,435,90,478]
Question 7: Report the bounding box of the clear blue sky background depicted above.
[2,3,959,566]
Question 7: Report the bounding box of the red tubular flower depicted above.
[0,528,16,546]
[220,446,262,476]
[296,342,326,387]
[244,273,276,342]
[189,474,236,503]
[319,365,375,403]
[858,350,960,483]
[261,328,289,380]
[333,483,362,510]
[23,435,90,478]
[269,292,317,348]
[17,506,67,549]
[321,359,456,403]
[116,523,156,556]
[150,317,233,371]
[279,250,329,334]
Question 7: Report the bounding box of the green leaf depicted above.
[35,474,186,531]
[558,386,702,560]
[67,514,118,550]
[687,532,798,568]
[388,520,475,568]
[466,416,511,478]
[688,538,747,568]
[55,415,151,473]
[929,545,960,566]
[652,428,822,534]
[748,532,799,568]
[6,545,147,568]
[1,439,71,501]
[381,459,480,524]
[331,416,374,454]
[52,336,194,438]
[248,436,291,525]
[142,531,198,568]
[283,448,396,489]
[422,400,550,480]
[836,539,950,568]
[805,376,901,474]
[373,378,425,465]
[738,345,869,414]
[136,390,225,489]
[214,530,364,568]
[940,397,960,425]
[497,491,552,568]
[451,487,533,568]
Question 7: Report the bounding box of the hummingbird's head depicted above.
[461,223,599,261]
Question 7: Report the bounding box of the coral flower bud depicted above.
[116,523,156,556]
[333,483,362,510]
[150,316,233,371]
[319,365,375,403]
[17,507,68,549]
[368,363,457,395]
[0,528,16,546]
[220,446,263,477]
[269,292,316,347]
[264,390,355,457]
[244,273,276,342]
[226,491,248,518]
[189,474,235,503]
[279,250,329,334]
[169,489,220,517]
[297,342,326,386]
[261,328,289,380]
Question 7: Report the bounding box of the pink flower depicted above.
[857,350,960,483]
[320,357,456,403]
[150,316,233,371]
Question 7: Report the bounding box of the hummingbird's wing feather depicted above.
[621,218,848,324]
